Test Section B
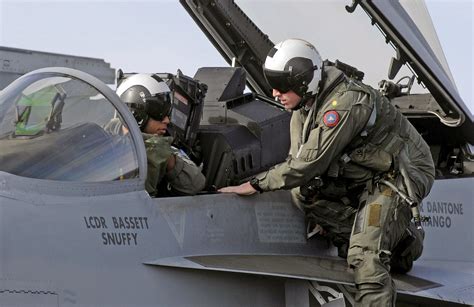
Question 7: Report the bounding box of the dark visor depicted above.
[145,92,172,121]
[263,68,293,93]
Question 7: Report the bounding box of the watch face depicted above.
[250,178,263,192]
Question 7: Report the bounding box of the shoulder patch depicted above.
[323,110,340,128]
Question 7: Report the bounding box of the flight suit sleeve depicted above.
[256,90,372,191]
[144,135,173,195]
[166,153,205,195]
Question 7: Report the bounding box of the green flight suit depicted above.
[255,65,435,306]
[104,118,205,196]
[144,133,205,197]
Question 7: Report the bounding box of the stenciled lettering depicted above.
[101,232,138,246]
[419,200,464,229]
[424,201,463,215]
[83,216,108,229]
[84,216,149,247]
[423,215,452,228]
[112,216,149,230]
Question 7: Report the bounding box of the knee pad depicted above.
[348,249,396,305]
[347,248,392,287]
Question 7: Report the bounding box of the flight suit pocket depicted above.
[299,129,321,161]
[349,143,392,172]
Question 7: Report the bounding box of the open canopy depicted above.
[181,0,471,130]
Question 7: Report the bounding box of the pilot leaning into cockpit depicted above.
[220,39,435,306]
[112,73,205,197]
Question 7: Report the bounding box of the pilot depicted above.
[220,38,435,306]
[114,73,205,197]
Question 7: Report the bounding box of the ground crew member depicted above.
[115,73,205,196]
[220,38,435,306]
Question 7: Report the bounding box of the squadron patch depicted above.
[323,110,340,128]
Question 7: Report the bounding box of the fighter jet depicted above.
[0,1,472,306]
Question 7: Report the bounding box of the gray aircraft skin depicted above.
[0,1,473,307]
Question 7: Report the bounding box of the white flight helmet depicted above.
[116,73,172,130]
[263,38,323,100]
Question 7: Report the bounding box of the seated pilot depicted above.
[115,73,205,196]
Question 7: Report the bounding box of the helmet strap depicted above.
[136,114,149,132]
[291,82,319,111]
[293,94,314,111]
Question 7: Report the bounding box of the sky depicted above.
[0,0,472,114]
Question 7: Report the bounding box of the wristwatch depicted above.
[249,177,263,193]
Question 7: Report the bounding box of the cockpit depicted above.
[0,68,141,183]
[0,66,289,196]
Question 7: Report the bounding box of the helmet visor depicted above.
[145,92,172,121]
[263,68,293,93]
